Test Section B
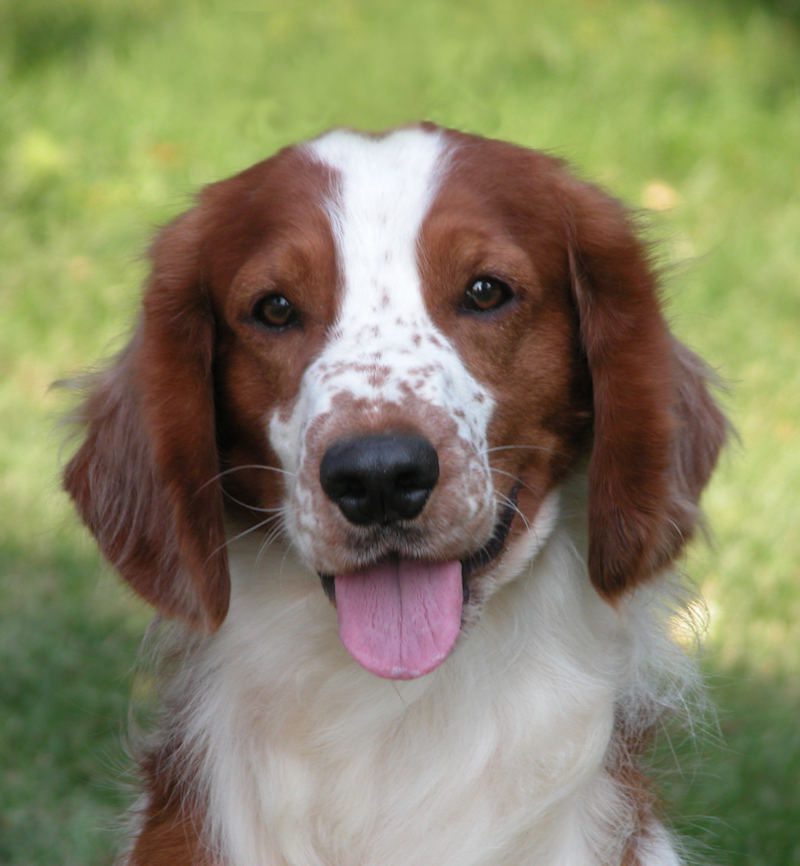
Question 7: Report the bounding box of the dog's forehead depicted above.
[305,126,449,319]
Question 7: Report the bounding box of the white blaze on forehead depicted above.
[308,127,447,323]
[293,128,495,434]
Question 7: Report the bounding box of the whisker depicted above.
[256,518,288,564]
[279,538,298,577]
[495,491,531,531]
[222,488,285,514]
[210,513,283,558]
[489,466,539,499]
[484,444,555,456]
[198,463,296,492]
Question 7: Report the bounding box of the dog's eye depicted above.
[463,277,513,313]
[252,294,299,329]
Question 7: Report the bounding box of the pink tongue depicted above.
[335,560,463,680]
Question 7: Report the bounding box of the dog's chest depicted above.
[182,538,630,866]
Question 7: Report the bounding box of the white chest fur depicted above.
[161,489,688,866]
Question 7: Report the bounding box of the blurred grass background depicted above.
[1,0,798,863]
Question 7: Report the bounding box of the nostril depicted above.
[332,476,367,499]
[319,433,439,526]
[395,468,431,490]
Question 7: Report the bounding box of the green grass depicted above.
[1,1,798,863]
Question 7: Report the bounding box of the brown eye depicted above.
[252,293,299,329]
[463,277,513,313]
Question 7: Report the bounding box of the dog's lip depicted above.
[318,483,521,603]
[461,482,521,581]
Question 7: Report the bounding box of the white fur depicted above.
[635,826,684,866]
[147,474,693,866]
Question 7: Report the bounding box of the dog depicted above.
[64,124,726,865]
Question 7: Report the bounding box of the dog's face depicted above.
[213,129,592,677]
[64,126,726,679]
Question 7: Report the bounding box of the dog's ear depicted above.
[63,209,229,629]
[563,178,727,597]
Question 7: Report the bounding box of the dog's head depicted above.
[64,126,726,679]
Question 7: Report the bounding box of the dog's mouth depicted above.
[461,482,521,582]
[319,484,520,681]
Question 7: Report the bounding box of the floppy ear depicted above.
[564,180,727,597]
[63,210,229,629]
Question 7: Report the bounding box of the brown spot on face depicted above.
[397,381,417,404]
[408,364,436,378]
[367,366,391,387]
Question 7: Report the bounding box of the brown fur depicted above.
[425,129,727,596]
[128,749,209,865]
[64,147,338,629]
[564,178,727,596]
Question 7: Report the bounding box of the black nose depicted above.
[319,433,439,526]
